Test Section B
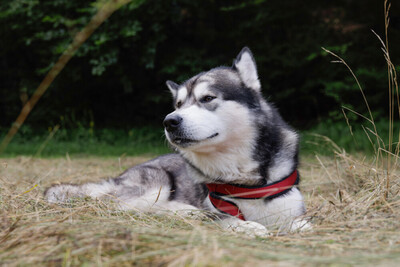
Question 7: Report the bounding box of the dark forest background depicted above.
[1,0,399,132]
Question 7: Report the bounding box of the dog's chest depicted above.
[230,188,305,227]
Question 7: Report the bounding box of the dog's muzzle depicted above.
[163,114,219,147]
[163,114,182,133]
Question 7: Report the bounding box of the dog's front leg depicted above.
[204,196,270,238]
[219,217,271,238]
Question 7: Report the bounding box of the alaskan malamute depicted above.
[45,47,309,237]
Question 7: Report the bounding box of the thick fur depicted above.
[45,47,309,237]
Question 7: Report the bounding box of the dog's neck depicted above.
[181,125,299,186]
[181,142,263,186]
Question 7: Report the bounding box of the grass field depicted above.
[1,1,398,264]
[2,119,399,158]
[0,126,171,158]
[1,149,399,266]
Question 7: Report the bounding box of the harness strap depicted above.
[208,192,245,220]
[206,170,299,220]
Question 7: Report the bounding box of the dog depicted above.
[45,47,309,237]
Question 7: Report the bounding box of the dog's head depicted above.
[164,47,262,153]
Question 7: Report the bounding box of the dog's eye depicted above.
[200,95,216,103]
[176,101,182,108]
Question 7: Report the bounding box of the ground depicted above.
[1,154,400,266]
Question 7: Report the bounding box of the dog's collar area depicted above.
[206,170,299,220]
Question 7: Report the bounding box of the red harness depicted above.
[206,170,299,221]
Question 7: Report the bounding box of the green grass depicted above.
[1,120,398,158]
[0,126,170,157]
[301,119,400,155]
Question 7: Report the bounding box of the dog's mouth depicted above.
[171,133,219,146]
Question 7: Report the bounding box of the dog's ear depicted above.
[233,47,261,92]
[166,80,179,98]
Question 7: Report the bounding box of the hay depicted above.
[1,154,399,266]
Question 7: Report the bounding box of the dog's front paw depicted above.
[290,218,313,232]
[221,218,271,238]
[232,221,271,238]
[44,184,81,203]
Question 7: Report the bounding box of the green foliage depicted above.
[0,0,399,130]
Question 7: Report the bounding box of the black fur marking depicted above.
[202,67,262,110]
[213,83,261,110]
[253,106,285,182]
[113,177,124,185]
[165,171,176,200]
[170,65,262,111]
[182,73,205,97]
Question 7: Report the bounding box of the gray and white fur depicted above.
[45,47,310,237]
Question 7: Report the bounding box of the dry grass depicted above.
[1,152,400,266]
[1,1,398,265]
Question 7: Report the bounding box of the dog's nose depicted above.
[163,114,183,132]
